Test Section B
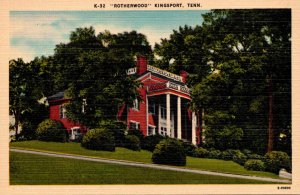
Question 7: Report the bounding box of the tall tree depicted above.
[9,59,44,139]
[191,9,291,153]
[52,27,153,128]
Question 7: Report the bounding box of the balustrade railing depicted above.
[148,81,190,94]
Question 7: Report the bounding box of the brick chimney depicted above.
[136,55,148,75]
[180,70,188,83]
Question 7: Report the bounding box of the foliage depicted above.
[154,25,210,83]
[36,119,67,142]
[193,147,209,158]
[18,103,49,140]
[9,59,45,139]
[124,135,141,151]
[248,154,264,160]
[190,10,291,154]
[81,128,115,151]
[141,134,166,152]
[207,149,222,159]
[152,138,186,166]
[181,141,197,156]
[264,151,291,173]
[127,129,145,144]
[99,120,126,147]
[232,151,248,166]
[244,160,266,171]
[51,27,153,129]
[204,124,243,150]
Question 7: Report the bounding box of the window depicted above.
[148,100,155,114]
[160,127,167,136]
[148,126,155,136]
[160,106,166,119]
[129,121,140,130]
[59,105,66,119]
[133,99,140,110]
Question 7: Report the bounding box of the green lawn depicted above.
[10,140,280,179]
[10,152,275,184]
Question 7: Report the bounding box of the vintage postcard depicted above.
[1,0,299,194]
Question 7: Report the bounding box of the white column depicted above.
[192,111,197,145]
[158,104,161,135]
[177,96,182,139]
[166,93,171,137]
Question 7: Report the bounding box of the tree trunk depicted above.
[267,76,274,152]
[14,109,20,140]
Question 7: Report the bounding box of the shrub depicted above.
[221,150,233,160]
[36,119,67,142]
[207,149,222,159]
[193,147,209,158]
[221,149,243,161]
[127,129,145,143]
[152,138,186,166]
[182,141,197,156]
[244,159,266,171]
[99,120,126,147]
[81,128,115,151]
[264,151,291,173]
[142,134,165,152]
[124,135,141,151]
[248,154,263,160]
[242,149,252,157]
[232,150,247,165]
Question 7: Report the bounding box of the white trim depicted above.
[129,120,140,124]
[147,92,191,100]
[166,93,171,137]
[177,96,182,139]
[192,112,197,145]
[136,72,151,81]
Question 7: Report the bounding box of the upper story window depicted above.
[59,105,66,119]
[133,99,140,110]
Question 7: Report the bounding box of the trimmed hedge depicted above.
[99,120,126,147]
[244,159,266,171]
[127,129,145,143]
[81,128,115,151]
[124,135,141,151]
[264,151,291,173]
[142,134,165,152]
[182,141,197,156]
[36,119,67,142]
[232,150,247,165]
[152,138,186,166]
[208,149,222,159]
[193,147,209,158]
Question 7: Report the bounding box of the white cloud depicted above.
[10,45,36,62]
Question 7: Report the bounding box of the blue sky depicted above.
[10,11,208,62]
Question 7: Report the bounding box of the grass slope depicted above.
[10,140,279,179]
[10,152,274,184]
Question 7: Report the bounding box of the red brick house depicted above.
[48,56,201,144]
